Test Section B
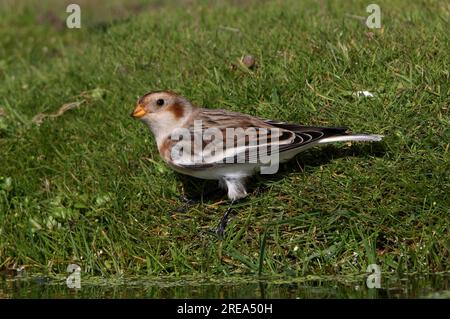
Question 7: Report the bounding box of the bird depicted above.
[131,91,383,234]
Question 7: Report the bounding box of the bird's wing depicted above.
[167,109,348,168]
[263,120,349,153]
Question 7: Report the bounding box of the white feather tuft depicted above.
[220,178,248,201]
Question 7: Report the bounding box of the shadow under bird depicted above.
[131,91,383,235]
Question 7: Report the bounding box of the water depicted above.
[1,273,448,299]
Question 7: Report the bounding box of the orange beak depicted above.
[131,104,147,118]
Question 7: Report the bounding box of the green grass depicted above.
[0,0,448,279]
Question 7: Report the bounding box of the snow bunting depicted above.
[131,91,383,202]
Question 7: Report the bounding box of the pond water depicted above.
[0,273,448,299]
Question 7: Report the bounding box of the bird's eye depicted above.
[156,99,165,106]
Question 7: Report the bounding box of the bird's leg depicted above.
[177,184,223,203]
[216,200,235,238]
[170,184,224,215]
[197,184,226,201]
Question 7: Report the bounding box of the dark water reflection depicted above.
[0,274,448,299]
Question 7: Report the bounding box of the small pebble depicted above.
[241,54,256,69]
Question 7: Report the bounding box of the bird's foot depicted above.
[215,206,233,239]
[169,184,226,216]
[177,195,197,206]
[167,195,196,216]
[215,200,238,238]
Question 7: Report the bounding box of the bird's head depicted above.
[131,91,191,121]
[131,91,193,142]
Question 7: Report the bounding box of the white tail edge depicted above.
[318,134,384,144]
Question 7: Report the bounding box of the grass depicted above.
[0,0,448,280]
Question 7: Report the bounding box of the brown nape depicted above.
[167,102,185,119]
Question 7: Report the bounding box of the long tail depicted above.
[318,134,384,144]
